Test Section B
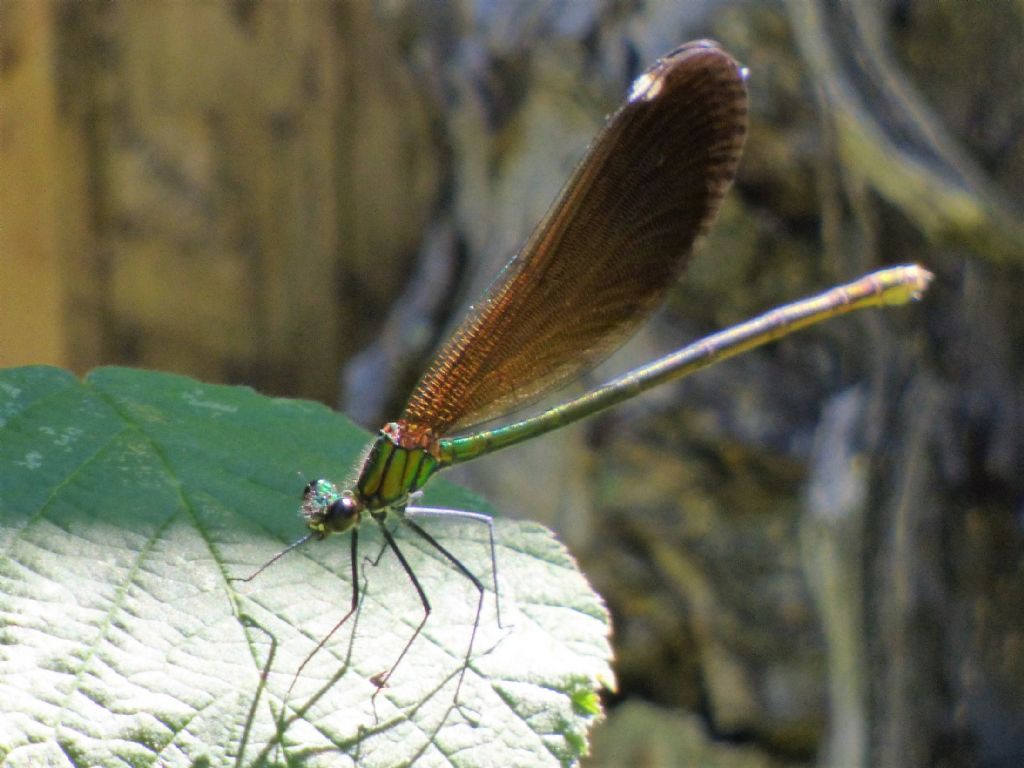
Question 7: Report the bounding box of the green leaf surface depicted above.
[0,366,613,767]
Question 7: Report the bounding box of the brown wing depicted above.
[402,40,748,435]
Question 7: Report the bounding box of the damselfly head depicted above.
[301,479,363,536]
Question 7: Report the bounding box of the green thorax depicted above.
[356,420,445,510]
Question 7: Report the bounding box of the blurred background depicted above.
[2,1,1023,766]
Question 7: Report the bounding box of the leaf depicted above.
[0,366,614,767]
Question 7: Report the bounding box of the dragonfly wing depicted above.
[403,41,748,434]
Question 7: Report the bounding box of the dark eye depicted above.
[302,478,324,499]
[326,497,354,522]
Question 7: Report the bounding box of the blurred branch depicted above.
[786,0,1024,265]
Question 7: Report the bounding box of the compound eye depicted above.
[326,496,357,522]
[315,494,361,534]
[302,478,323,499]
[326,498,345,519]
